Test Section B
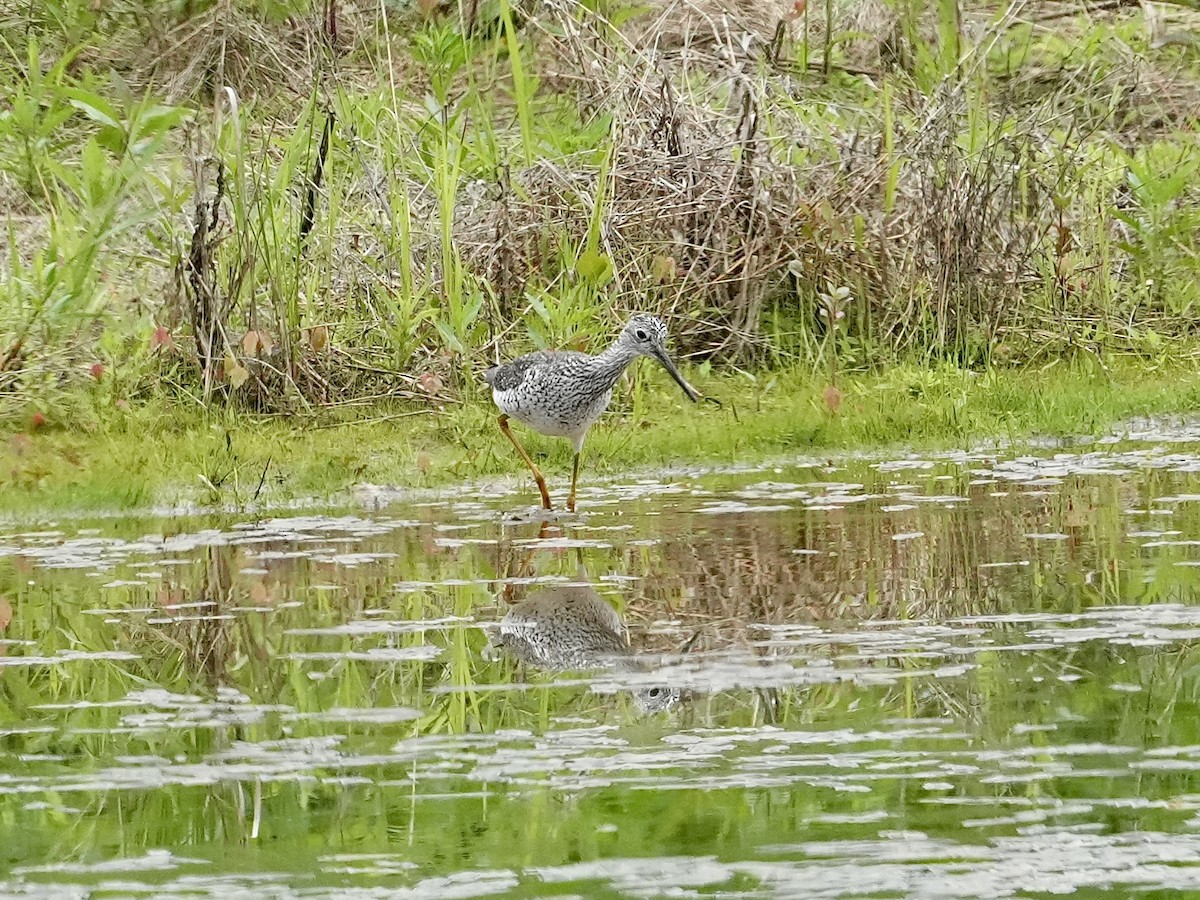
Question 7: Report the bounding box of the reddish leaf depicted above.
[157,586,185,608]
[151,326,174,351]
[90,362,105,380]
[0,597,11,630]
[242,330,274,355]
[822,385,843,415]
[30,411,46,430]
[417,372,443,395]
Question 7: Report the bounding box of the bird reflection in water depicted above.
[491,582,680,713]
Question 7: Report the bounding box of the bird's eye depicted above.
[635,329,649,341]
[648,688,661,697]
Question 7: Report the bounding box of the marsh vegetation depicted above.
[2,1,1200,436]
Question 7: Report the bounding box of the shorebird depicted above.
[491,583,679,713]
[483,314,699,511]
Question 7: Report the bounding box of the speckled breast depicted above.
[496,375,615,439]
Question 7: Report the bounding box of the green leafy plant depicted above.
[1112,142,1200,318]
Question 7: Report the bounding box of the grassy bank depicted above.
[5,354,1200,515]
[3,1,1200,514]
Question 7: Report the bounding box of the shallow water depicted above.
[7,440,1200,897]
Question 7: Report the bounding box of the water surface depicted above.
[5,439,1200,896]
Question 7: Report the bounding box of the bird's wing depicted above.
[483,350,568,392]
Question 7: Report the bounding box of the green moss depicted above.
[3,356,1199,516]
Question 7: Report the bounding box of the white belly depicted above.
[494,385,614,449]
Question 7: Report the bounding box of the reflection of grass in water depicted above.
[9,463,1200,874]
[6,357,1200,514]
[10,646,1200,879]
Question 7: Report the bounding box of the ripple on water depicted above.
[8,437,1200,895]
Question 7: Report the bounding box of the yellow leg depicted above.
[499,415,552,510]
[567,451,581,512]
[503,542,548,603]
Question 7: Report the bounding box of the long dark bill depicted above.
[653,348,701,402]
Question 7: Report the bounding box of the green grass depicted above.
[5,354,1200,516]
[3,2,1200,517]
[4,2,1200,420]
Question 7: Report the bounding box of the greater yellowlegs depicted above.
[484,314,700,511]
[492,584,679,712]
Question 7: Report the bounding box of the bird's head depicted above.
[633,684,682,713]
[618,314,700,402]
[619,313,669,353]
